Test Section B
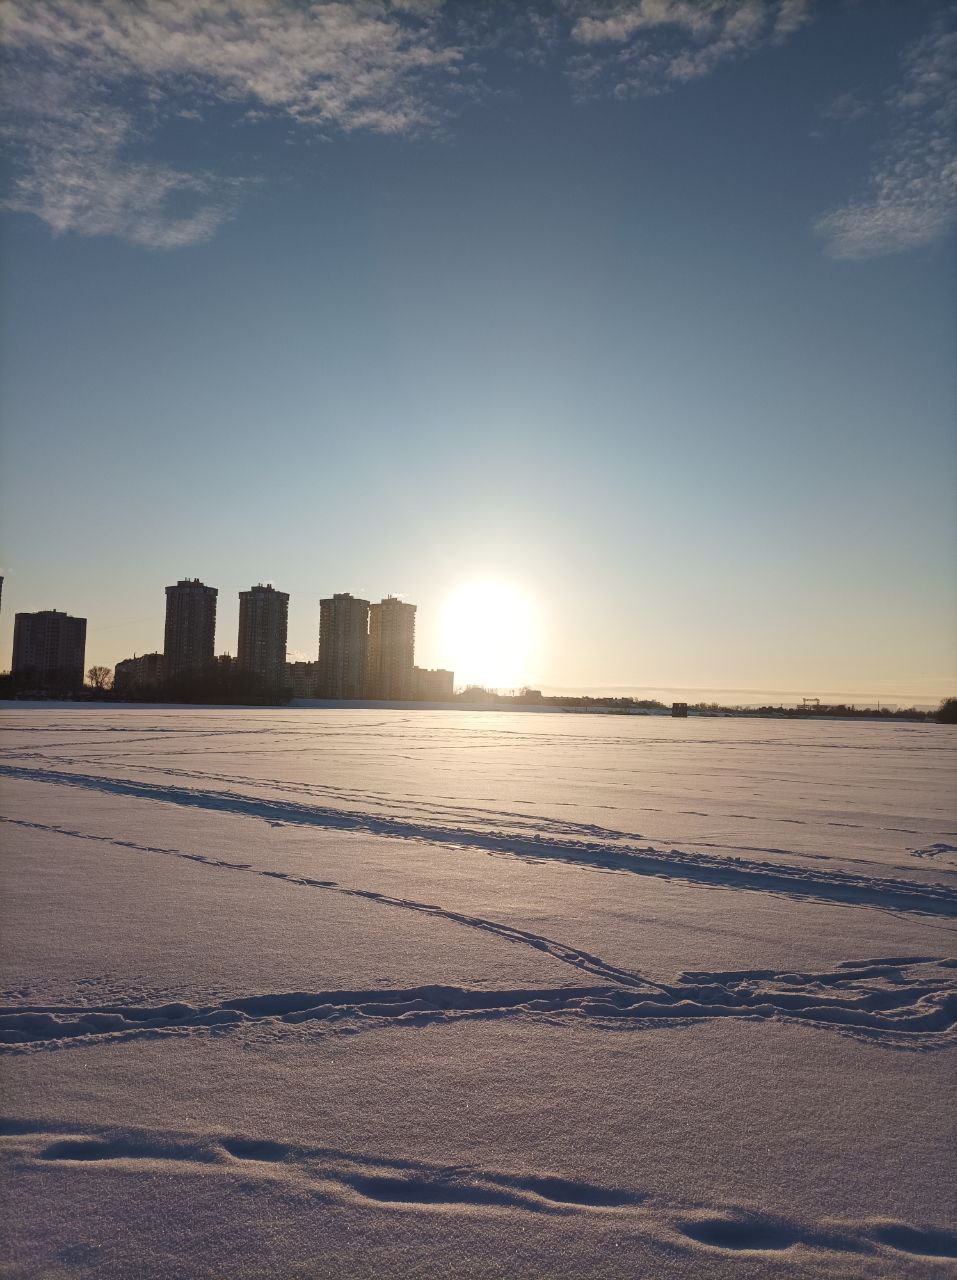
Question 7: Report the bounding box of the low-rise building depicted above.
[414,666,454,701]
[114,652,166,695]
[285,660,320,698]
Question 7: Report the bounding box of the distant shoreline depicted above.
[1,697,949,723]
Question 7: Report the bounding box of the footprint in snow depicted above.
[910,842,957,860]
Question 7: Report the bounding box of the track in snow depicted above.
[3,1119,956,1263]
[2,767,954,918]
[2,958,953,1052]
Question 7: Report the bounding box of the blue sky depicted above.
[1,0,955,703]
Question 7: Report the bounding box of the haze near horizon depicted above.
[1,0,955,703]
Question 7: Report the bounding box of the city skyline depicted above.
[3,572,952,707]
[9,578,457,701]
[1,1,954,704]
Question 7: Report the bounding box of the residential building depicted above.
[164,578,217,675]
[414,666,454,701]
[12,609,86,689]
[367,596,416,699]
[317,593,369,699]
[114,652,166,695]
[285,660,320,698]
[237,583,289,688]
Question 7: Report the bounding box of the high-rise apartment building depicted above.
[237,583,289,687]
[368,596,416,700]
[317,593,369,699]
[164,578,217,675]
[12,610,86,689]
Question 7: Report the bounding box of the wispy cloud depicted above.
[564,0,811,99]
[1,0,462,130]
[823,91,869,123]
[2,66,240,249]
[1,0,463,247]
[3,0,951,264]
[816,13,957,259]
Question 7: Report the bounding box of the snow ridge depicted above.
[2,958,953,1051]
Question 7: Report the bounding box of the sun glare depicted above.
[441,580,539,691]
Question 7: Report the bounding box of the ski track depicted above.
[3,730,947,836]
[2,763,954,918]
[2,1118,956,1264]
[0,815,651,993]
[2,749,652,843]
[13,746,947,875]
[2,956,953,1052]
[2,715,953,755]
[3,814,951,1054]
[3,748,937,857]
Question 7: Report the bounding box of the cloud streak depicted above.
[564,0,811,99]
[1,0,463,247]
[816,13,957,259]
[2,67,238,249]
[1,0,461,131]
[2,1,952,262]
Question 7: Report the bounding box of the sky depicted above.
[1,0,955,704]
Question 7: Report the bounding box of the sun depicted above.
[441,580,539,691]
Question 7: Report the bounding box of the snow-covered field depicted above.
[1,705,955,1278]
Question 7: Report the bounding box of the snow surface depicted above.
[0,705,955,1278]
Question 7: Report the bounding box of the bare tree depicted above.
[87,665,113,691]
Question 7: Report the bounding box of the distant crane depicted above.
[802,697,820,711]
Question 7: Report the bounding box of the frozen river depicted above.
[1,706,955,1277]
